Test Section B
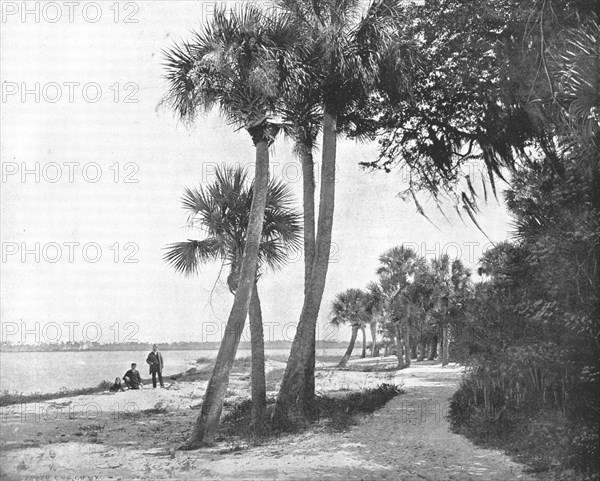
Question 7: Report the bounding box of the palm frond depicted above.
[163,238,222,276]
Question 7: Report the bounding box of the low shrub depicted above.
[219,383,403,441]
[449,344,599,479]
[316,383,402,432]
[316,383,403,418]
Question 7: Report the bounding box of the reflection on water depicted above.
[0,348,347,394]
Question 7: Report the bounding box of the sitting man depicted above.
[123,363,143,390]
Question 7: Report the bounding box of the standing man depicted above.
[146,344,164,388]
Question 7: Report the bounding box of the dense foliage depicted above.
[355,0,599,477]
[449,154,599,476]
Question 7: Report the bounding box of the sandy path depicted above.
[334,377,534,480]
[0,361,536,480]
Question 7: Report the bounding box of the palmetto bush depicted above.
[451,364,599,475]
[453,343,577,421]
[450,342,599,474]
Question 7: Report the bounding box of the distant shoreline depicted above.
[0,340,351,353]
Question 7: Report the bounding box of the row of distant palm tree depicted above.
[329,246,472,369]
[161,0,410,447]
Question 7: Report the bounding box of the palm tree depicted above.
[376,246,423,368]
[446,259,471,364]
[365,281,385,357]
[330,288,369,368]
[413,267,440,361]
[407,257,435,364]
[164,166,301,433]
[429,256,471,366]
[274,0,406,425]
[360,324,368,358]
[429,255,451,365]
[162,6,297,446]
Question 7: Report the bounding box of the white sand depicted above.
[1,358,535,481]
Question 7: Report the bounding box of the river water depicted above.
[0,348,347,395]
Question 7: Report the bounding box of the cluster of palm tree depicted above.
[330,246,472,369]
[161,0,410,446]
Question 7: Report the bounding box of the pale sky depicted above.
[0,1,512,345]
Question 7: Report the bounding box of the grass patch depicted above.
[142,401,169,415]
[0,381,112,407]
[219,383,403,442]
[315,355,349,365]
[75,420,108,436]
[341,364,398,372]
[302,382,403,425]
[231,356,253,372]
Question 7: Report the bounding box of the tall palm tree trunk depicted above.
[437,326,443,362]
[274,106,337,424]
[298,143,317,413]
[360,326,367,358]
[188,136,270,447]
[442,324,450,366]
[338,325,359,368]
[427,335,437,360]
[404,321,411,367]
[394,323,405,368]
[299,143,316,292]
[428,335,437,360]
[417,339,424,362]
[248,281,266,433]
[370,320,379,357]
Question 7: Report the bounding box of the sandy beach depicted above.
[0,357,536,480]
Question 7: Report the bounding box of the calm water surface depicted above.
[0,348,347,394]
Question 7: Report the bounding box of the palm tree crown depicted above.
[330,288,369,328]
[277,0,404,116]
[164,165,302,289]
[377,245,421,294]
[162,5,298,136]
